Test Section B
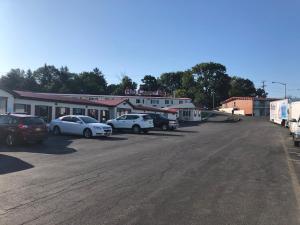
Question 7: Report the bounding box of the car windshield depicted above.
[143,115,152,120]
[158,114,167,119]
[79,116,98,124]
[23,117,45,125]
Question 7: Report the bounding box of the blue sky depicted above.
[0,0,299,98]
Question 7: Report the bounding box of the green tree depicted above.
[74,68,107,94]
[23,69,40,91]
[113,75,137,95]
[33,64,61,92]
[229,76,256,97]
[256,88,268,98]
[192,62,231,108]
[141,75,159,91]
[0,69,27,90]
[159,71,183,93]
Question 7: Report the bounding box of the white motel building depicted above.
[0,89,202,123]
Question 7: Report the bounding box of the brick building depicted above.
[220,97,279,116]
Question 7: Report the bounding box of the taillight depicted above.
[18,124,29,129]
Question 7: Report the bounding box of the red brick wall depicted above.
[222,99,253,115]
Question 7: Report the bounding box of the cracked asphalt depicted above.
[0,114,300,225]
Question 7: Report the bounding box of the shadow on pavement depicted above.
[146,132,184,137]
[0,154,34,175]
[96,136,128,141]
[172,129,198,133]
[0,137,77,155]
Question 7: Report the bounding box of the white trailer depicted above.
[270,99,289,126]
[289,101,300,134]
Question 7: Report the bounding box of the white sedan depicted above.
[50,115,112,138]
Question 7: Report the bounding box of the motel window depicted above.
[179,100,183,104]
[171,100,173,104]
[117,108,131,117]
[88,109,99,120]
[151,99,159,104]
[14,104,31,114]
[35,105,52,123]
[73,108,85,115]
[165,100,169,105]
[136,99,141,104]
[55,107,70,118]
[0,97,7,114]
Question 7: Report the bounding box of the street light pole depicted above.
[212,91,215,110]
[272,81,287,99]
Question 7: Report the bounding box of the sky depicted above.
[0,0,300,98]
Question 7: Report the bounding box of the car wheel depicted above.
[83,129,92,138]
[53,126,61,135]
[132,125,141,134]
[6,134,16,146]
[162,124,168,131]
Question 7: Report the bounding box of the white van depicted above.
[289,102,300,134]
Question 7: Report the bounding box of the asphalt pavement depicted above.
[0,114,300,225]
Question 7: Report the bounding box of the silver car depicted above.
[50,115,112,138]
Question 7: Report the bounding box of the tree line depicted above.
[0,62,267,108]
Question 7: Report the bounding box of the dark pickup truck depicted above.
[147,113,178,131]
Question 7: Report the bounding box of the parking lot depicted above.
[1,114,300,225]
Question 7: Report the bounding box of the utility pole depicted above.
[262,80,266,92]
[212,92,215,110]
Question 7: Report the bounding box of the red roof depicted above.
[93,98,130,107]
[13,90,106,107]
[133,105,177,114]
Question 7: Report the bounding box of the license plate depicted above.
[35,128,41,131]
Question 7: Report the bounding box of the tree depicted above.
[256,88,268,98]
[159,71,183,93]
[192,62,231,108]
[141,75,159,91]
[114,75,137,95]
[229,76,256,97]
[0,69,27,90]
[73,68,107,94]
[23,69,40,91]
[33,64,61,92]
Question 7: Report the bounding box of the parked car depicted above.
[0,114,48,146]
[289,117,300,135]
[50,115,112,138]
[146,113,178,130]
[107,114,154,133]
[293,124,300,147]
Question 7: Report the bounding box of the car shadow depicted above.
[95,136,128,141]
[172,130,198,133]
[0,136,77,155]
[178,121,203,128]
[0,154,34,175]
[146,132,184,137]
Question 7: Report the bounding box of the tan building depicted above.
[220,97,278,116]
